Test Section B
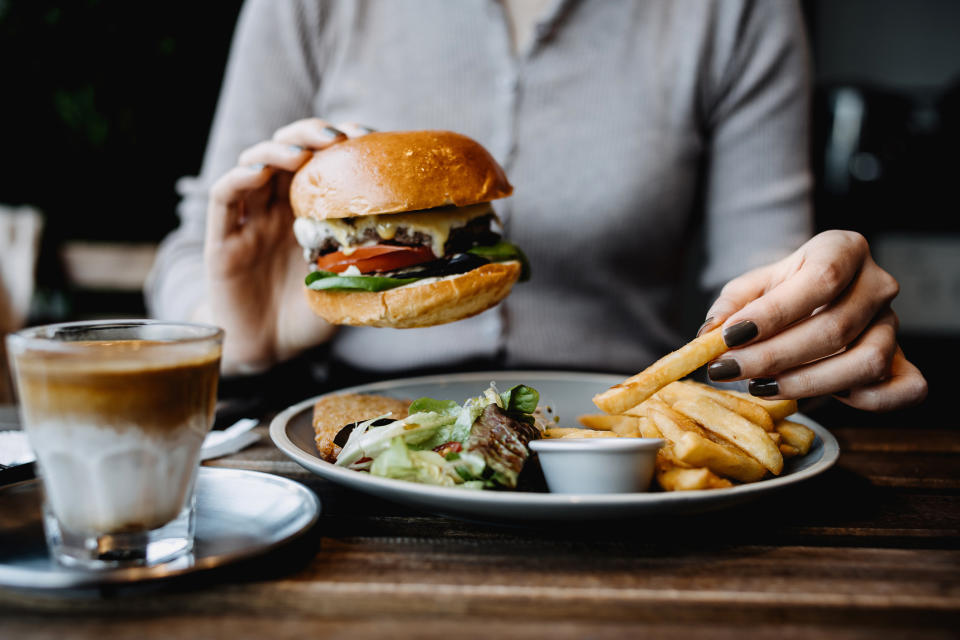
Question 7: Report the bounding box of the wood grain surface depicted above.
[1,408,958,639]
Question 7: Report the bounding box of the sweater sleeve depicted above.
[698,0,814,291]
[145,0,326,320]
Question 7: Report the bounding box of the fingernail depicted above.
[288,144,305,153]
[323,126,345,139]
[748,377,779,397]
[834,389,851,398]
[697,317,715,337]
[358,125,377,133]
[247,163,266,172]
[724,320,758,347]
[708,358,741,381]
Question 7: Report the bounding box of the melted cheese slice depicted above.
[294,203,496,258]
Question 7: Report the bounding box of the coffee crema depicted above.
[15,339,220,436]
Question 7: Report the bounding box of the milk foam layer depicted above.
[29,420,206,534]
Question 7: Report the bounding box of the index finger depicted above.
[719,231,868,346]
[272,118,347,149]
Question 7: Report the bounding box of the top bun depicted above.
[290,130,513,221]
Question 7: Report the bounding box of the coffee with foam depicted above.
[16,340,220,534]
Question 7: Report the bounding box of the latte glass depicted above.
[6,320,223,569]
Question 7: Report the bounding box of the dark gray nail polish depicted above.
[323,126,345,139]
[359,125,377,133]
[708,358,741,381]
[748,377,779,397]
[724,320,758,347]
[697,317,714,337]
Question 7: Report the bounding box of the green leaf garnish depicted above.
[467,242,531,281]
[499,384,539,415]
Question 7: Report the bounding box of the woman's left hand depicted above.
[701,230,927,412]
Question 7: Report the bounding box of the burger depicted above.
[289,130,528,328]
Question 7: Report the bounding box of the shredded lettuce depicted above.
[337,383,541,490]
[370,437,459,486]
[335,411,455,467]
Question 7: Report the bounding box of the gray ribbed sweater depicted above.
[147,0,813,374]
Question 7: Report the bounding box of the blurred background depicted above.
[0,0,957,419]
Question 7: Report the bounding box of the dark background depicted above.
[0,0,957,421]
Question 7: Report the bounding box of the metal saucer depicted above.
[0,467,320,590]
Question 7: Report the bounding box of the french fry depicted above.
[634,399,767,483]
[545,427,593,438]
[628,397,699,440]
[577,414,613,430]
[659,380,774,431]
[724,389,798,422]
[577,413,643,436]
[673,431,768,483]
[544,427,619,439]
[672,397,784,475]
[767,431,782,445]
[562,430,620,439]
[636,415,660,440]
[656,460,734,491]
[593,327,728,414]
[639,417,689,467]
[779,443,800,458]
[775,420,815,455]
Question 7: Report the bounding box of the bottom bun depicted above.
[304,261,522,328]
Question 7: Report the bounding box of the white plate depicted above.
[270,371,839,521]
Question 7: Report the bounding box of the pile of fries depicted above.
[544,328,816,491]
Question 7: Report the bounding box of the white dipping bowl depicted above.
[528,438,664,494]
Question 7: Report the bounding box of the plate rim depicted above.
[269,370,840,507]
[0,466,320,590]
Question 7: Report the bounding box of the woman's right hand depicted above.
[202,119,373,373]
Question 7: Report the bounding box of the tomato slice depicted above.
[317,245,436,274]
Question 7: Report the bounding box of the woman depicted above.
[147,0,925,411]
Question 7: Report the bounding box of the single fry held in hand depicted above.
[592,327,728,414]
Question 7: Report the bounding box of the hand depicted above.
[203,119,375,373]
[700,230,927,412]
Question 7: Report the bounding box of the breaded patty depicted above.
[313,393,410,462]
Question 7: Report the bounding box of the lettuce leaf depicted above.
[305,270,418,292]
[467,241,531,281]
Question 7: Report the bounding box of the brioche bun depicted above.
[290,130,513,220]
[304,260,521,328]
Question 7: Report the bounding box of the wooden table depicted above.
[2,404,958,638]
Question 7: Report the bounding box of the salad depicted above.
[334,383,543,489]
